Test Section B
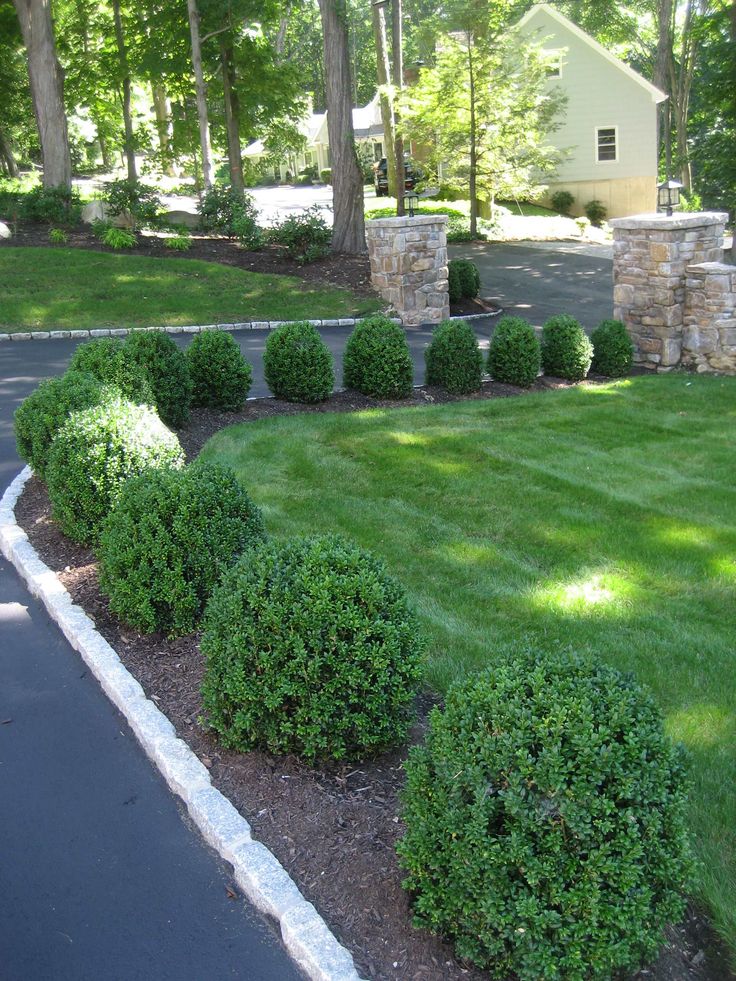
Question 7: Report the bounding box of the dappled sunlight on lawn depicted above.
[668,703,736,751]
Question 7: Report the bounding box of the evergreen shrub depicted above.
[269,205,331,263]
[342,315,413,399]
[424,319,483,394]
[397,650,694,980]
[200,535,424,761]
[123,330,193,427]
[99,462,265,636]
[590,319,634,377]
[487,316,541,388]
[448,258,480,304]
[541,314,593,381]
[263,321,334,402]
[68,337,154,407]
[186,330,253,410]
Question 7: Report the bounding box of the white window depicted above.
[596,126,618,163]
[544,50,563,78]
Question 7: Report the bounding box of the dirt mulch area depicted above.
[13,383,735,981]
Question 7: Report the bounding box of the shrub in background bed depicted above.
[187,330,253,410]
[541,314,593,381]
[263,321,334,403]
[99,462,266,636]
[103,179,163,229]
[123,330,193,427]
[550,189,575,215]
[20,184,82,225]
[487,316,541,388]
[448,258,481,304]
[343,315,413,399]
[425,319,483,394]
[14,371,117,479]
[269,205,331,263]
[590,319,634,377]
[397,650,693,981]
[201,535,424,761]
[585,198,607,227]
[46,397,184,545]
[198,185,261,241]
[102,227,137,249]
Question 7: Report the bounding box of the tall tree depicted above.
[13,0,72,187]
[392,0,406,215]
[317,0,365,253]
[187,0,214,189]
[371,0,398,198]
[111,0,137,180]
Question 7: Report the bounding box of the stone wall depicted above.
[610,212,727,369]
[365,215,449,326]
[682,262,736,373]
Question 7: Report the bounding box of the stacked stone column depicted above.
[682,262,736,373]
[610,213,727,369]
[365,215,449,326]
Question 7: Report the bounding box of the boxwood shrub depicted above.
[342,315,413,399]
[448,258,480,304]
[541,314,593,381]
[99,462,266,636]
[424,319,483,394]
[200,535,424,761]
[68,337,154,406]
[487,316,541,388]
[123,330,193,427]
[590,318,634,377]
[263,321,334,403]
[397,650,693,980]
[46,397,184,545]
[14,371,117,479]
[186,330,253,410]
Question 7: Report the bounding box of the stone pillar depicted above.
[682,262,736,373]
[366,215,449,326]
[610,212,727,369]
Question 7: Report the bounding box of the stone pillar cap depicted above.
[366,214,448,229]
[609,211,728,230]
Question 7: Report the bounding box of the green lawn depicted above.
[201,374,736,955]
[0,247,381,331]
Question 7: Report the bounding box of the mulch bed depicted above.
[13,382,735,980]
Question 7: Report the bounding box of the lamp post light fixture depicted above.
[403,191,419,217]
[657,179,683,217]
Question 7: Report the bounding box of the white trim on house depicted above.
[595,124,619,163]
[517,4,668,104]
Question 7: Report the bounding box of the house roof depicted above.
[517,3,668,104]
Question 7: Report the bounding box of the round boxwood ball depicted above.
[590,319,634,377]
[263,321,334,402]
[123,330,193,427]
[424,319,483,394]
[201,535,424,761]
[487,316,541,388]
[46,397,184,545]
[99,462,266,636]
[541,314,593,381]
[186,330,253,411]
[342,315,413,399]
[68,337,154,406]
[397,650,693,980]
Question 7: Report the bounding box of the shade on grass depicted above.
[200,374,736,956]
[0,247,381,331]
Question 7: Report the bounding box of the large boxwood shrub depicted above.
[541,314,593,381]
[14,371,117,479]
[487,316,541,388]
[263,321,334,403]
[200,535,424,761]
[424,319,483,394]
[186,330,253,410]
[68,337,155,406]
[99,462,266,636]
[448,258,480,304]
[46,397,184,545]
[342,315,413,399]
[123,330,193,427]
[590,318,634,377]
[397,650,693,980]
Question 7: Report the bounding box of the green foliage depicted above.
[14,371,116,479]
[186,330,252,411]
[590,319,634,378]
[541,314,593,381]
[99,462,265,636]
[68,337,155,406]
[343,315,414,399]
[123,331,193,428]
[103,180,163,230]
[102,226,137,249]
[487,315,541,387]
[200,535,424,761]
[320,169,332,185]
[584,199,607,226]
[269,205,331,263]
[91,217,112,239]
[198,185,261,242]
[679,190,703,213]
[550,189,575,214]
[365,203,491,242]
[447,258,480,303]
[263,321,334,403]
[397,650,694,979]
[21,185,82,226]
[231,211,263,250]
[164,234,191,251]
[424,319,483,394]
[48,227,68,245]
[46,397,184,546]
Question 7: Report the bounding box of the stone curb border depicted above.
[0,466,362,981]
[0,311,499,343]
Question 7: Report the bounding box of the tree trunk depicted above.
[467,37,477,237]
[220,41,244,193]
[371,0,398,199]
[317,0,365,253]
[0,126,19,177]
[654,0,673,171]
[187,0,213,191]
[152,83,175,177]
[12,0,72,188]
[112,0,137,182]
[392,0,405,216]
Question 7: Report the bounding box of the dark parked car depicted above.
[373,157,418,197]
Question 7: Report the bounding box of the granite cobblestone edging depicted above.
[0,466,362,981]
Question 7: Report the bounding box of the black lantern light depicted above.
[657,179,683,217]
[403,192,419,217]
